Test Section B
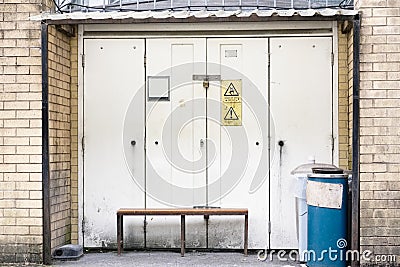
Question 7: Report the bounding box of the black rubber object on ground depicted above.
[52,244,83,260]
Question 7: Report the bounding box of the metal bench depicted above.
[117,208,248,256]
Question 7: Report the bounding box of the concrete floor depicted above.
[50,251,303,267]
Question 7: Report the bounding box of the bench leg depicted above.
[244,214,248,256]
[117,214,123,255]
[181,215,185,257]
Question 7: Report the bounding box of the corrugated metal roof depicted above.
[31,8,358,21]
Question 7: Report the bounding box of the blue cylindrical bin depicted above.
[306,168,348,267]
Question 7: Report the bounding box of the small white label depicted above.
[225,49,237,58]
[306,180,343,209]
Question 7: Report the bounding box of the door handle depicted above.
[278,140,284,167]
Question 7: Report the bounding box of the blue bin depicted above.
[306,168,348,267]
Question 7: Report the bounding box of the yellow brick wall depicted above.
[348,27,354,171]
[357,0,400,263]
[48,25,72,250]
[0,1,47,263]
[0,1,75,262]
[338,24,350,170]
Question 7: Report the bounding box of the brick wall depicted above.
[358,0,400,264]
[48,25,72,250]
[0,1,75,263]
[348,26,354,172]
[0,1,45,263]
[338,25,350,170]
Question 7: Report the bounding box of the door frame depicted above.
[77,22,339,245]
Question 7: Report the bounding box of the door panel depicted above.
[269,37,333,248]
[207,38,269,249]
[83,39,145,247]
[145,39,207,248]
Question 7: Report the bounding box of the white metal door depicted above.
[145,39,207,248]
[207,38,269,249]
[83,39,145,247]
[269,37,334,248]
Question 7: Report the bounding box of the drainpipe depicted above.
[351,15,361,267]
[41,21,52,265]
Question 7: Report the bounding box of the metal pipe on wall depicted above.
[41,22,52,266]
[351,14,360,267]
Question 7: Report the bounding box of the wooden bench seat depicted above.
[117,208,248,256]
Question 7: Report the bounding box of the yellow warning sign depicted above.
[221,80,242,126]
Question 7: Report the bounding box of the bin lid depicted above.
[312,167,344,174]
[291,163,337,175]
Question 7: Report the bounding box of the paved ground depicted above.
[50,251,302,267]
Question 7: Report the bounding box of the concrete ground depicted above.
[50,251,303,267]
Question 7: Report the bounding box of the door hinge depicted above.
[81,136,85,154]
[81,54,85,68]
[268,221,271,234]
[268,136,271,150]
[331,52,334,66]
[268,53,271,66]
[331,135,335,152]
[144,137,146,150]
[144,55,146,67]
[81,219,85,233]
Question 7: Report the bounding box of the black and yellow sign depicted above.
[221,80,242,126]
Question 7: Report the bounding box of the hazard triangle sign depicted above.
[224,83,240,97]
[224,107,239,120]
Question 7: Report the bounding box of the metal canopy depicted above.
[54,0,353,12]
[31,8,357,22]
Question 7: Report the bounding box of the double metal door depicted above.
[145,38,269,249]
